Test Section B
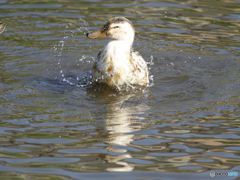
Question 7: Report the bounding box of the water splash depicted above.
[147,55,154,87]
[78,55,95,64]
[52,19,153,91]
[76,19,89,35]
[53,26,70,81]
[52,19,95,87]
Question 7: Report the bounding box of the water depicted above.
[0,0,240,179]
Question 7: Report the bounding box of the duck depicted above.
[86,17,149,90]
[0,23,6,34]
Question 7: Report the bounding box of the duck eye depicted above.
[113,26,120,29]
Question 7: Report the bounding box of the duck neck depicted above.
[112,32,135,48]
[111,40,132,57]
[121,34,134,47]
[104,39,133,65]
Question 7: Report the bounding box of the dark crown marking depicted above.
[101,17,133,32]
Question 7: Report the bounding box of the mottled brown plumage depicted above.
[87,17,149,90]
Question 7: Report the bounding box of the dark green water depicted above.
[0,0,240,179]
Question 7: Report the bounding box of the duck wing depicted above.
[129,50,149,85]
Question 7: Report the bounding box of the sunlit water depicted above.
[0,0,240,179]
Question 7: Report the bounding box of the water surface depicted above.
[0,0,240,179]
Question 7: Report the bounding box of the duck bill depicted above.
[87,30,107,39]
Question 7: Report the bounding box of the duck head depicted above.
[87,17,135,44]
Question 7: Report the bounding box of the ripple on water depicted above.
[0,157,80,164]
[16,138,79,145]
[0,0,239,178]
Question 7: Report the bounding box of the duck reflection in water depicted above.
[89,87,149,172]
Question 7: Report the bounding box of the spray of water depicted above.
[147,55,154,87]
[52,19,95,87]
[52,19,154,91]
